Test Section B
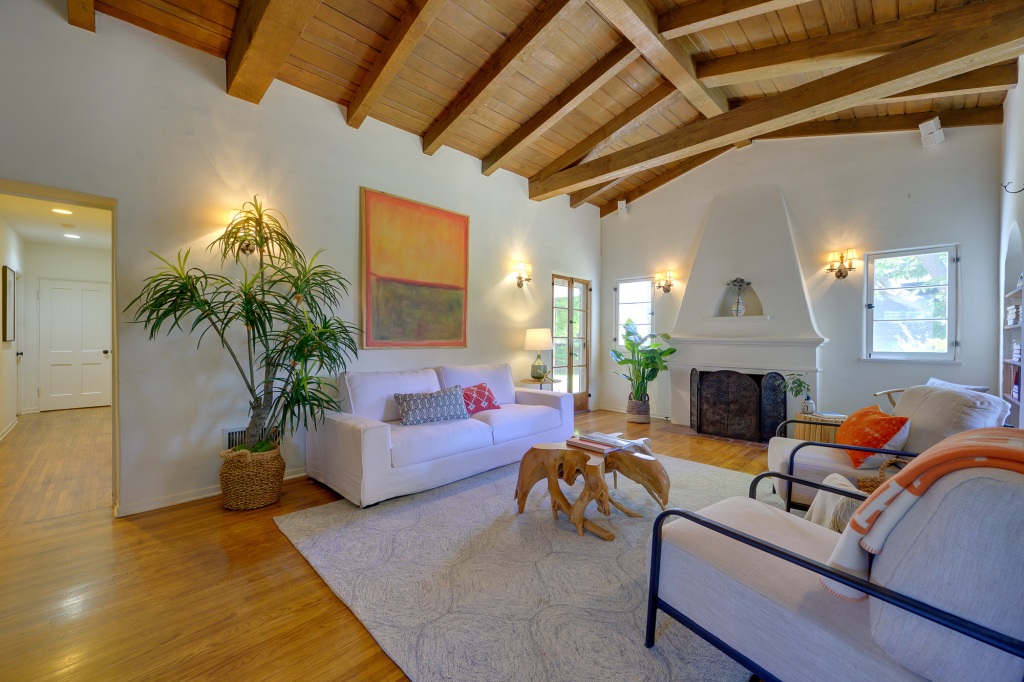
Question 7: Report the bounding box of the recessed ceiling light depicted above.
[64,234,81,239]
[52,208,73,215]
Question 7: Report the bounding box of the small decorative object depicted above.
[2,265,15,342]
[1017,271,1024,289]
[609,319,676,423]
[126,196,359,510]
[524,328,552,379]
[782,372,815,413]
[726,277,750,317]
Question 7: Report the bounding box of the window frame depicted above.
[614,277,655,348]
[863,243,961,363]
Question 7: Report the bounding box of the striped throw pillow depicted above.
[394,385,470,425]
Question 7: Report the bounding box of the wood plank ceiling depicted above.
[75,0,1021,215]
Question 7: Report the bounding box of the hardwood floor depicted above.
[0,409,765,681]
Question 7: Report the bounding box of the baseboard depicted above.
[115,466,308,517]
[0,417,17,442]
[595,404,671,421]
[19,407,39,415]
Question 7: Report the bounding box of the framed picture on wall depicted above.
[2,265,14,342]
[360,188,469,348]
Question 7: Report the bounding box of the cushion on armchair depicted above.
[835,406,910,467]
[892,385,1010,453]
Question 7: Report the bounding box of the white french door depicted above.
[39,279,112,411]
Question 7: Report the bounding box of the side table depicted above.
[520,377,561,391]
[792,412,847,443]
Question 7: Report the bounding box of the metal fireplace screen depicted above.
[690,369,785,443]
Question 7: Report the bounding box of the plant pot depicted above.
[626,393,651,424]
[219,446,285,510]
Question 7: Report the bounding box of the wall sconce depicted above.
[826,249,858,279]
[655,270,675,293]
[515,261,533,288]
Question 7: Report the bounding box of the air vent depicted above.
[222,426,269,450]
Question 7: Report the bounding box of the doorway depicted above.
[551,274,590,412]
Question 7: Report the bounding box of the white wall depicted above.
[999,58,1024,419]
[0,0,600,514]
[600,125,1002,419]
[0,214,24,439]
[20,241,112,413]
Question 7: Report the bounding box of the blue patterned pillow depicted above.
[394,385,469,425]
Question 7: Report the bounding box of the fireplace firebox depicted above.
[689,369,786,443]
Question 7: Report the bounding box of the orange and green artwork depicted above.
[361,188,469,348]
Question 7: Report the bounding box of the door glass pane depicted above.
[554,309,569,338]
[553,337,569,368]
[572,366,583,392]
[553,282,569,309]
[572,338,585,362]
[552,367,569,388]
[572,282,586,311]
[572,309,584,336]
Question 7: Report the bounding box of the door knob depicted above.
[102,350,110,355]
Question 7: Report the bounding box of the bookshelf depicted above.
[1005,286,1023,423]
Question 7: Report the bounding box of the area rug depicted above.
[276,456,777,681]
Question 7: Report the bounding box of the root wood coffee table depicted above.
[514,441,670,541]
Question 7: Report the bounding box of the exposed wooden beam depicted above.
[227,0,323,105]
[696,0,1017,88]
[659,0,808,40]
[533,82,678,184]
[589,0,728,118]
[422,0,584,155]
[569,179,625,208]
[757,106,1003,139]
[599,148,731,216]
[481,42,639,176]
[67,0,95,32]
[872,62,1017,104]
[530,5,1024,200]
[580,86,685,163]
[346,0,448,129]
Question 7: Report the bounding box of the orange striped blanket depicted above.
[822,427,1024,600]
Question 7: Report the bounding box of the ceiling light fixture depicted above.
[52,208,73,215]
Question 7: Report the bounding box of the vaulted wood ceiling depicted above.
[73,0,1022,215]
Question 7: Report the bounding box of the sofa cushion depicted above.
[394,385,469,425]
[868,469,1024,682]
[892,385,1010,453]
[390,418,494,468]
[471,403,561,444]
[767,437,857,506]
[835,406,910,467]
[462,383,501,415]
[438,363,516,405]
[342,369,441,422]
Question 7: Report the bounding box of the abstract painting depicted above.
[361,188,468,348]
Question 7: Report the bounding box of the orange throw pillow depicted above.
[835,406,911,467]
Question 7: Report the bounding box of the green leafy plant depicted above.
[125,196,359,448]
[609,319,677,400]
[782,372,811,398]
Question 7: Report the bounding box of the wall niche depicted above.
[714,282,765,317]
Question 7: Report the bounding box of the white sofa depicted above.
[305,363,574,507]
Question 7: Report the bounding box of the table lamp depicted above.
[524,328,553,379]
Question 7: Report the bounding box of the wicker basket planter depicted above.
[219,446,286,510]
[626,393,651,424]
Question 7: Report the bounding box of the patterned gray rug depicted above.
[276,455,776,681]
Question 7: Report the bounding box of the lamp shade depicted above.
[524,328,553,351]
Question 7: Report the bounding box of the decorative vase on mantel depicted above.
[731,296,746,317]
[726,277,750,317]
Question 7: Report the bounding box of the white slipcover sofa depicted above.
[305,362,574,507]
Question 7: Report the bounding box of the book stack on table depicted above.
[566,432,632,453]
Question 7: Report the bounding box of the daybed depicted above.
[305,362,574,507]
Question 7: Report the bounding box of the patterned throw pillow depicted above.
[462,383,501,416]
[835,405,911,468]
[394,385,469,425]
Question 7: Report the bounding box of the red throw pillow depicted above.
[835,405,910,467]
[462,383,501,415]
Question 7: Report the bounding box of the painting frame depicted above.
[2,266,14,342]
[360,188,469,349]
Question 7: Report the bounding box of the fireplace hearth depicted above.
[689,369,786,442]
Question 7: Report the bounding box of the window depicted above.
[615,278,654,345]
[864,245,959,361]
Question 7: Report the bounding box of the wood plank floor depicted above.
[0,409,765,681]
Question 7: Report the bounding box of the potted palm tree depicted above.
[126,197,359,510]
[609,319,677,423]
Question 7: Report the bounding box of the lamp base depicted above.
[530,353,547,380]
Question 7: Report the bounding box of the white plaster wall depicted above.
[20,241,112,413]
[999,58,1024,421]
[0,0,600,514]
[0,215,24,438]
[600,126,1002,420]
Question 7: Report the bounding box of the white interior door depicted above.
[39,279,112,411]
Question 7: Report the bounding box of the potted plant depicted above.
[609,319,677,423]
[126,197,359,510]
[783,372,815,414]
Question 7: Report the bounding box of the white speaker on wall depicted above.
[919,116,945,147]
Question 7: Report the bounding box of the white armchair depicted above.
[767,385,1010,509]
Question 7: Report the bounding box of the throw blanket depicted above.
[822,427,1024,600]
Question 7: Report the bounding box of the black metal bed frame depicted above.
[645,471,1024,682]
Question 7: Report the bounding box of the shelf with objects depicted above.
[1003,223,1023,426]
